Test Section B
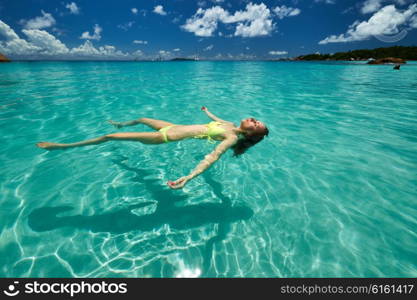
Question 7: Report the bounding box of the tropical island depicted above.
[170,57,198,61]
[295,46,417,61]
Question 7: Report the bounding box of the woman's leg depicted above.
[36,132,165,150]
[108,118,174,130]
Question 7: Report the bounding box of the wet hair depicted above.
[232,126,269,157]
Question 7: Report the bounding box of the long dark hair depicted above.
[231,127,269,157]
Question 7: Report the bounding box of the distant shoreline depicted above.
[4,59,417,63]
[295,46,417,61]
[4,46,416,63]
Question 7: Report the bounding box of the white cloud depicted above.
[70,41,99,56]
[70,40,127,58]
[213,52,256,60]
[65,2,80,15]
[97,45,126,57]
[132,50,143,57]
[203,44,214,51]
[314,0,335,4]
[273,6,301,19]
[22,29,69,55]
[182,6,228,37]
[0,20,40,55]
[231,3,274,37]
[131,8,138,15]
[118,21,135,31]
[234,18,273,37]
[80,24,102,40]
[0,20,20,40]
[182,3,280,37]
[173,48,180,51]
[153,5,167,16]
[269,50,288,55]
[133,40,148,44]
[0,20,129,59]
[319,4,417,44]
[362,0,383,14]
[23,10,56,30]
[361,0,410,14]
[159,50,170,56]
[235,52,256,60]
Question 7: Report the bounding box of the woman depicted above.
[36,107,269,189]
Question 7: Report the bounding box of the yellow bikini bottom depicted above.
[159,121,226,143]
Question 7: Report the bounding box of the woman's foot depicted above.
[107,120,123,129]
[36,142,64,150]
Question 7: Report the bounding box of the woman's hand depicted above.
[167,176,191,189]
[201,106,207,111]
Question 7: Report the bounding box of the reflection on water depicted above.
[28,154,253,277]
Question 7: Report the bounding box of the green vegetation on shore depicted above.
[296,46,417,61]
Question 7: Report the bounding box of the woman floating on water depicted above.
[36,107,269,189]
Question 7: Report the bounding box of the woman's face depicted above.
[240,118,266,134]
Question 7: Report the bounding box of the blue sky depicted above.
[0,0,416,60]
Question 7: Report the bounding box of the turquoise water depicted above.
[0,61,416,277]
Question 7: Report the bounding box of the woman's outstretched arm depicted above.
[201,106,233,124]
[168,136,238,189]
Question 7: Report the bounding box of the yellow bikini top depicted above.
[194,121,227,143]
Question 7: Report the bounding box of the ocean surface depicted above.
[0,61,416,278]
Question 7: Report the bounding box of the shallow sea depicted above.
[0,61,416,277]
